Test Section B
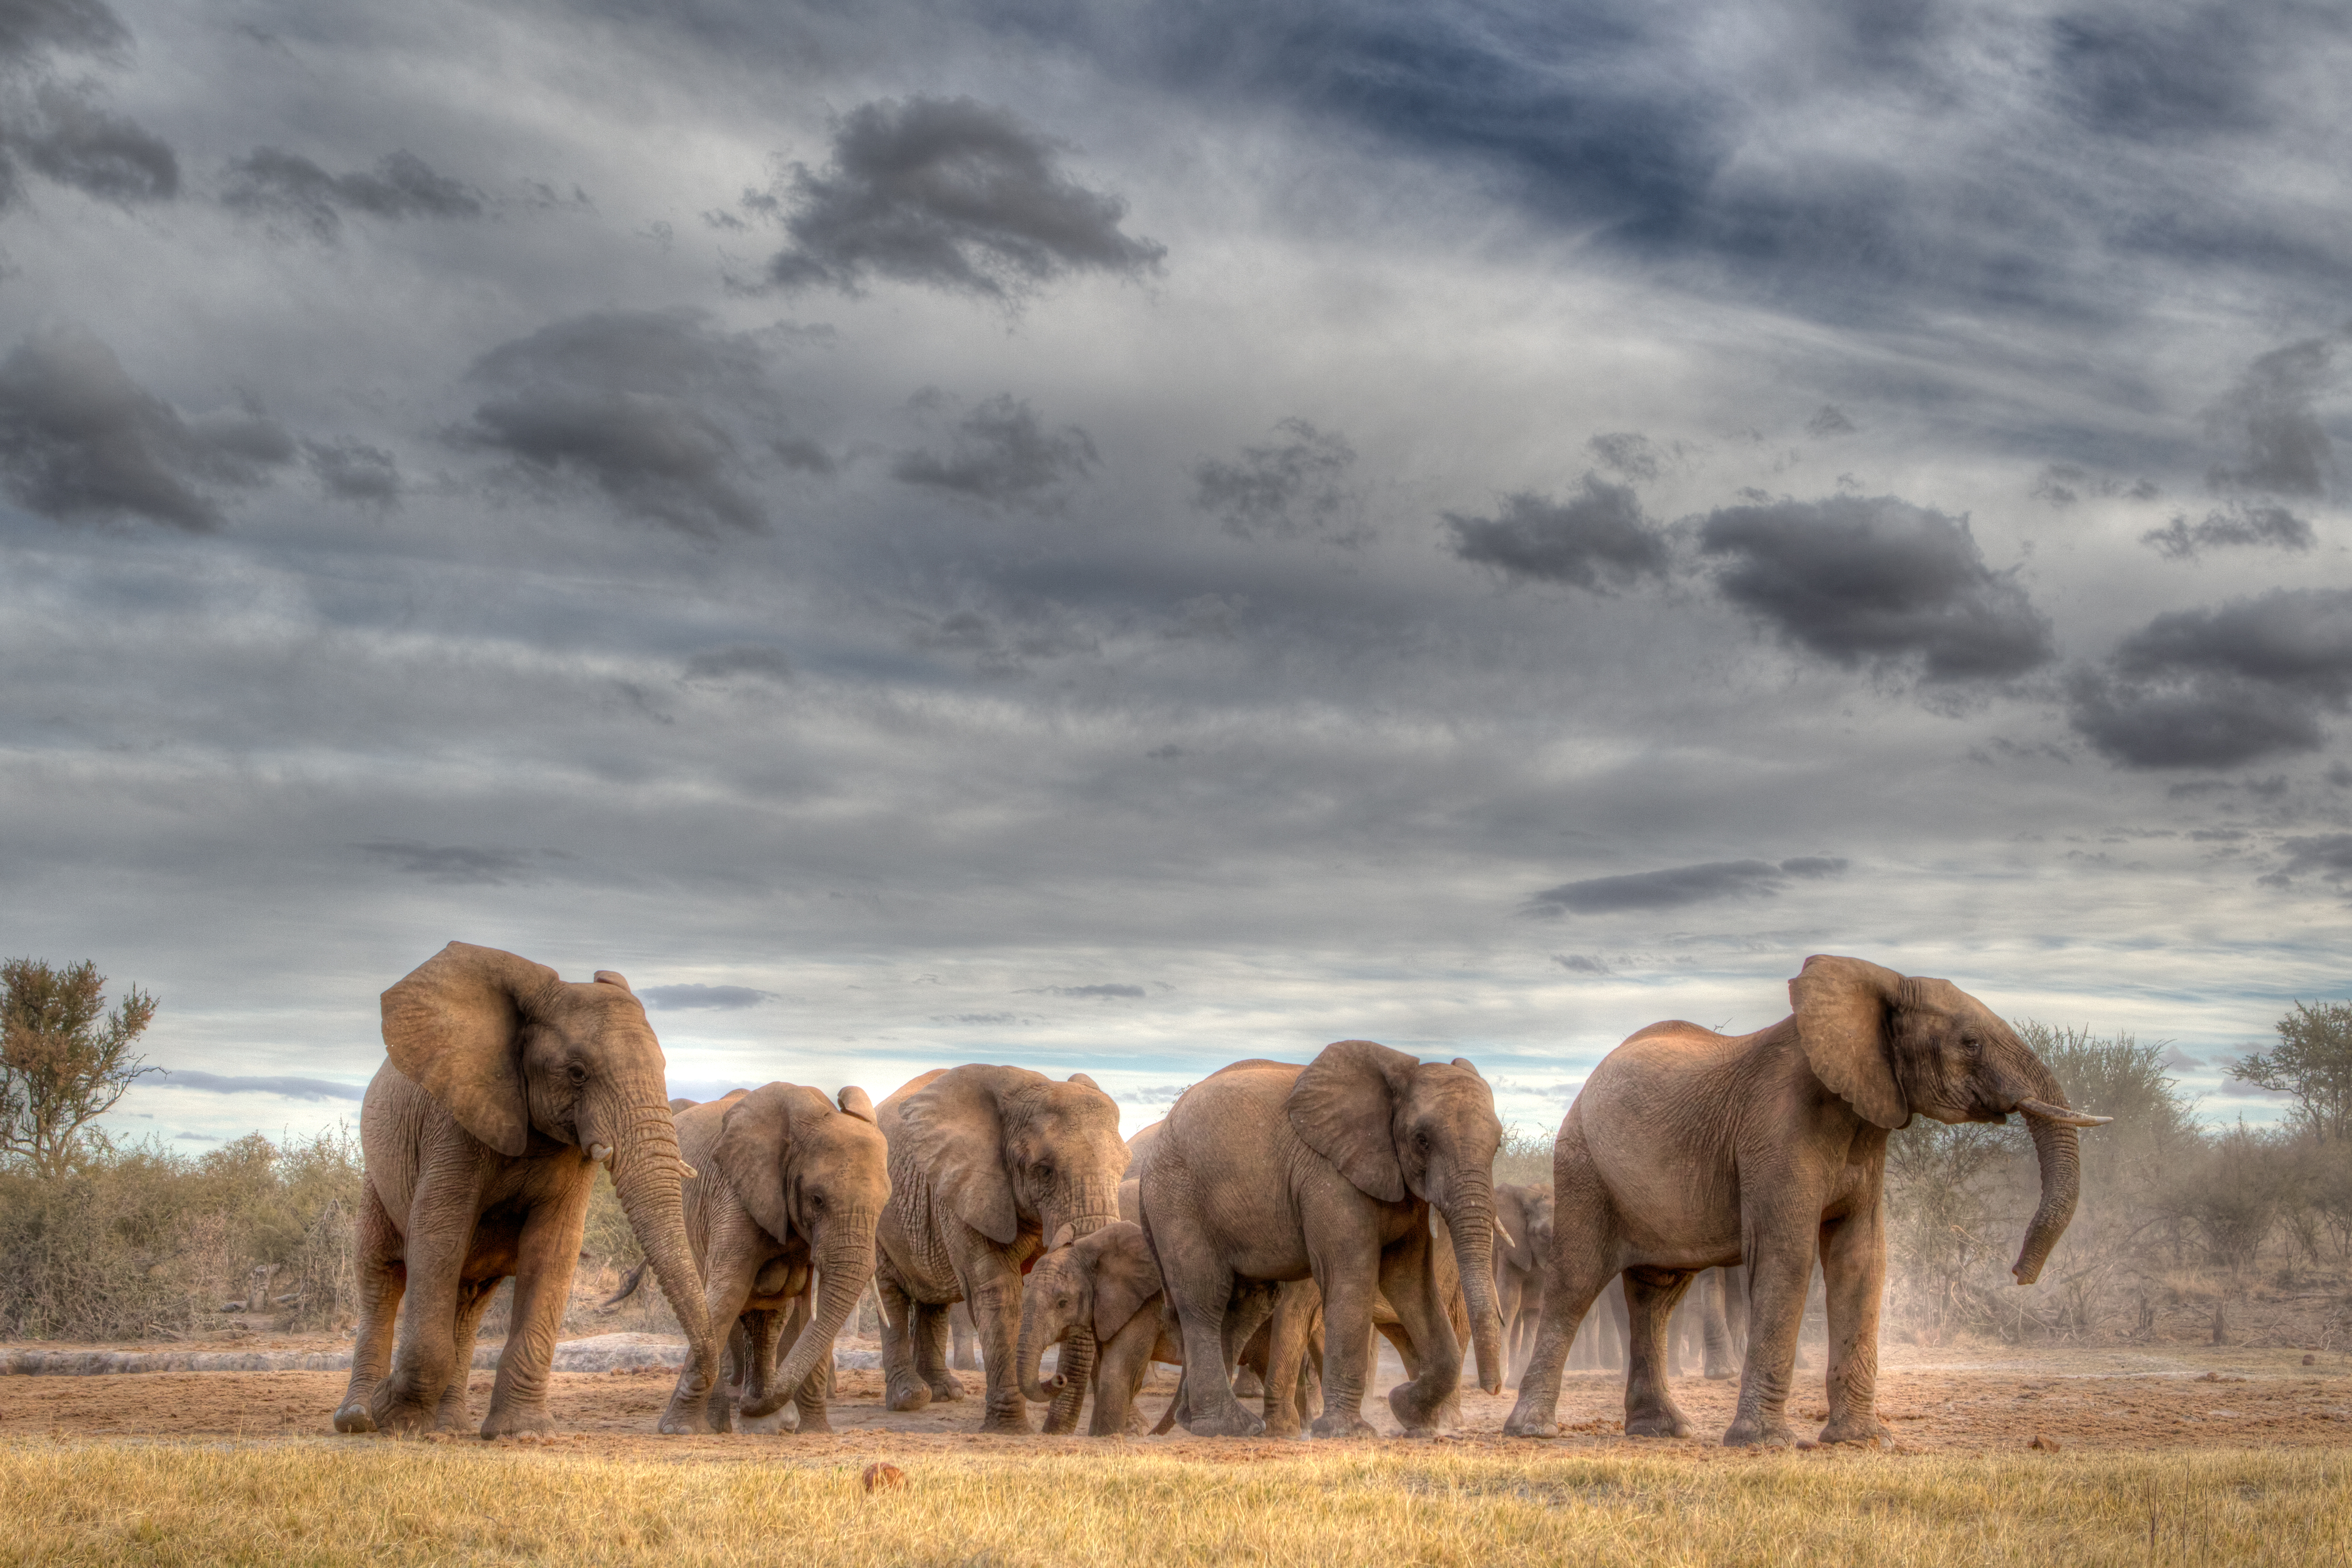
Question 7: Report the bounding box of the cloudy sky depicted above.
[4,0,2348,1149]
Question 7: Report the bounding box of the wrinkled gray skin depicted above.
[1115,1118,1162,1224]
[332,943,720,1437]
[671,1082,890,1433]
[1506,956,2110,1448]
[872,1065,1127,1433]
[1141,1044,1506,1438]
[1493,1185,1553,1388]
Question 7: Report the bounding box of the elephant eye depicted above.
[565,1063,588,1086]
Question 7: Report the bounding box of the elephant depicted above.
[668,1082,890,1433]
[871,1064,1128,1433]
[1504,955,2112,1448]
[332,943,720,1437]
[949,1302,982,1372]
[1116,1118,1162,1224]
[1140,1043,1507,1438]
[1492,1185,1554,1386]
[1016,1220,1184,1435]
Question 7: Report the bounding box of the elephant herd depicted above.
[331,943,2108,1448]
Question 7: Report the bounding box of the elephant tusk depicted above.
[1494,1219,1516,1249]
[588,1142,613,1164]
[676,1161,698,1179]
[2017,1098,2113,1128]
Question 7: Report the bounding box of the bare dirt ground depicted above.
[8,1337,2352,1463]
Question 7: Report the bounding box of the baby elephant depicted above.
[1016,1221,1177,1436]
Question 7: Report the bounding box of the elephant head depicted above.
[710,1083,891,1419]
[380,942,720,1407]
[1016,1219,1161,1406]
[1790,954,2113,1286]
[894,1065,1127,1251]
[1286,1039,1508,1393]
[1494,1184,1552,1285]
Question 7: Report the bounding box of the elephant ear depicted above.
[380,942,557,1157]
[836,1086,877,1124]
[1789,954,1908,1130]
[1085,1225,1162,1338]
[592,970,633,992]
[896,1066,1021,1246]
[1286,1039,1416,1203]
[715,1082,830,1245]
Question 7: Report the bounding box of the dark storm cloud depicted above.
[2261,836,2352,896]
[15,82,175,202]
[1586,432,1665,483]
[1525,857,1846,917]
[357,840,538,884]
[2141,504,2314,560]
[2051,4,2274,139]
[2204,337,2337,498]
[222,147,480,241]
[0,0,128,60]
[1446,475,1667,591]
[684,644,792,682]
[457,310,786,536]
[0,327,290,529]
[638,983,774,1010]
[759,96,1164,300]
[2068,588,2352,768]
[1697,494,2054,683]
[161,1070,364,1102]
[892,393,1095,509]
[1555,954,1612,975]
[303,438,400,505]
[1192,418,1358,540]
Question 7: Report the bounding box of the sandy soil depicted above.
[8,1339,2352,1462]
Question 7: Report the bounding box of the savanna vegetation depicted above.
[3,1440,2347,1567]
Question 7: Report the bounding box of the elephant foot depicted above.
[657,1396,716,1435]
[927,1377,967,1403]
[792,1410,832,1435]
[1307,1409,1374,1440]
[1624,1406,1693,1439]
[368,1387,436,1437]
[1502,1389,1561,1439]
[480,1407,558,1439]
[704,1392,736,1433]
[1722,1415,1793,1449]
[1188,1403,1268,1438]
[884,1370,933,1413]
[980,1404,1034,1435]
[1387,1379,1461,1436]
[1819,1416,1892,1449]
[331,1400,377,1435]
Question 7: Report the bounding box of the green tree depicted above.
[0,958,159,1176]
[2231,1000,2352,1142]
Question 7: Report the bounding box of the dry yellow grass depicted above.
[5,1439,2346,1567]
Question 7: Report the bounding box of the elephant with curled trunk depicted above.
[332,943,720,1437]
[872,1064,1127,1433]
[1504,955,2112,1448]
[669,1082,889,1432]
[1141,1043,1507,1438]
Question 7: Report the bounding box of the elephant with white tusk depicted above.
[1504,955,2112,1449]
[332,943,721,1438]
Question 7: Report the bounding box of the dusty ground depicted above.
[8,1337,2352,1461]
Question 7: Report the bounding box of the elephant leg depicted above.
[696,1245,763,1434]
[876,1271,930,1412]
[725,1319,753,1403]
[1702,1269,1739,1380]
[1816,1203,1891,1448]
[915,1301,964,1404]
[1378,1228,1465,1437]
[1503,1239,1617,1439]
[950,1300,982,1372]
[1260,1283,1315,1437]
[964,1262,1033,1434]
[1604,1276,1629,1369]
[1724,1215,1822,1448]
[1090,1312,1158,1436]
[1621,1267,1698,1439]
[481,1182,591,1438]
[1308,1260,1379,1440]
[334,1182,405,1433]
[369,1176,482,1435]
[1725,1264,1750,1357]
[432,1277,501,1431]
[1495,1273,1524,1389]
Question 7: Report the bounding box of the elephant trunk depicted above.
[744,1222,874,1418]
[1017,1260,1074,1405]
[1046,1176,1121,1249]
[1044,1325,1095,1432]
[1445,1175,1507,1395]
[2009,1055,2085,1286]
[611,1102,720,1402]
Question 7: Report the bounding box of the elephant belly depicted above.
[462,1207,527,1281]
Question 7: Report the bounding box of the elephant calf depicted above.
[1016,1221,1183,1435]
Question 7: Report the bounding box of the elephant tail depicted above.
[599,1262,648,1311]
[1152,1369,1186,1435]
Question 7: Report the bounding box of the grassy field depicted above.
[5,1440,2346,1567]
